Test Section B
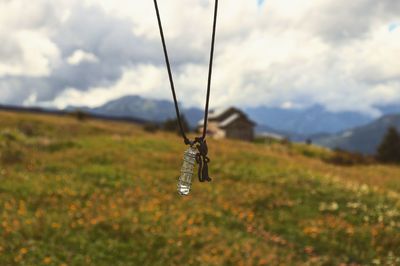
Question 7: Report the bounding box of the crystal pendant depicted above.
[177,146,197,196]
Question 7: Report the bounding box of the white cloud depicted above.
[50,64,166,108]
[23,93,38,107]
[67,50,99,65]
[0,30,60,77]
[0,0,399,115]
[0,0,62,77]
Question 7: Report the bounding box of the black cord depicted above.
[153,0,219,144]
[202,0,219,139]
[153,0,190,145]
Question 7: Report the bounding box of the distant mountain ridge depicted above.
[64,95,400,145]
[93,96,178,122]
[4,95,399,155]
[314,114,400,155]
[68,95,204,128]
[245,105,374,135]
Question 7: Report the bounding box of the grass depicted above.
[0,110,399,265]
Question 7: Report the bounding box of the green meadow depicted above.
[0,111,400,265]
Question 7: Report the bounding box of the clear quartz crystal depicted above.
[177,146,197,196]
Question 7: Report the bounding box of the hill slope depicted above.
[0,111,399,265]
[315,114,400,154]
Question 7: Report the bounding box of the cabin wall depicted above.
[223,120,254,141]
[197,110,256,142]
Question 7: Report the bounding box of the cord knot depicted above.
[194,137,212,182]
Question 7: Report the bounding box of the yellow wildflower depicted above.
[19,248,28,255]
[112,224,120,230]
[4,202,12,210]
[18,200,27,216]
[43,257,52,264]
[51,222,61,229]
[69,204,77,212]
[14,255,22,263]
[346,227,355,235]
[303,226,321,238]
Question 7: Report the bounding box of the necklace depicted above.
[153,0,219,195]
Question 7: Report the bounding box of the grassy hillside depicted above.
[0,111,400,265]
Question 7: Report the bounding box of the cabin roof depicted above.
[197,106,256,127]
[208,107,233,119]
[219,113,240,128]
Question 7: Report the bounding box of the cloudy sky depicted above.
[0,0,399,115]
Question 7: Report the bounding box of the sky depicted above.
[0,0,399,115]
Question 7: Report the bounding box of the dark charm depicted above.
[195,138,212,182]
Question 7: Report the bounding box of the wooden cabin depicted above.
[197,107,256,141]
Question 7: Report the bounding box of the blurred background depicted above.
[0,0,399,265]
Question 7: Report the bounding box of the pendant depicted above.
[177,146,197,196]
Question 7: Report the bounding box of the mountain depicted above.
[314,114,400,155]
[66,95,399,141]
[182,107,204,128]
[375,104,400,116]
[68,95,204,128]
[92,96,176,122]
[255,124,308,141]
[245,105,374,136]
